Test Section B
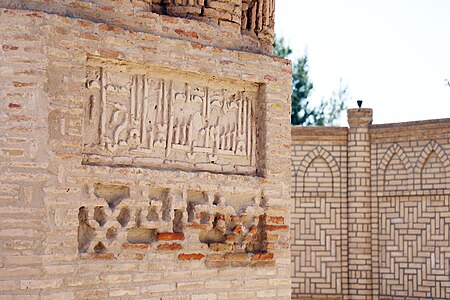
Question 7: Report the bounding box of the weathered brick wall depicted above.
[0,2,291,299]
[292,110,450,299]
[0,0,274,54]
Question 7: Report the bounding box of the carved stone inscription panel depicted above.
[83,61,258,174]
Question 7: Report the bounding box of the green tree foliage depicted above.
[274,36,347,125]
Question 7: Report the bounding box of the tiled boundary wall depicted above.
[0,3,292,299]
[291,108,450,299]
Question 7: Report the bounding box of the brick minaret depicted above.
[347,108,373,299]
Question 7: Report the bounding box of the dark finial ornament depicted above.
[357,100,363,108]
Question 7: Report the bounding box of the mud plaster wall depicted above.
[291,109,450,299]
[0,4,291,299]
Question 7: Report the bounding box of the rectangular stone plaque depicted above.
[82,59,258,175]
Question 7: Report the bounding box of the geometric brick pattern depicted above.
[291,196,344,296]
[291,144,345,298]
[378,195,450,299]
[292,114,450,299]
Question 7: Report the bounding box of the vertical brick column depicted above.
[347,108,373,299]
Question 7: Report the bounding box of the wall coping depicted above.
[291,126,348,142]
[370,117,450,130]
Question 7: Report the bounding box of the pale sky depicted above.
[275,0,450,125]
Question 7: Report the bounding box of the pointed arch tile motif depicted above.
[378,143,413,193]
[294,146,341,197]
[415,140,450,190]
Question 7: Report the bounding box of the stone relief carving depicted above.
[78,184,271,264]
[83,64,258,175]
